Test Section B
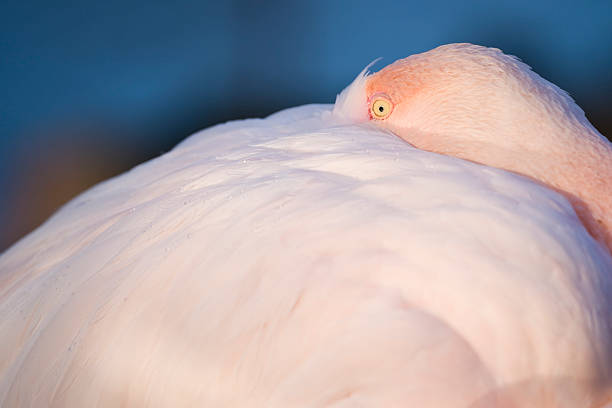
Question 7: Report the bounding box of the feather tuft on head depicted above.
[332,59,380,123]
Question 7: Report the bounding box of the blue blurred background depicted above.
[1,0,611,251]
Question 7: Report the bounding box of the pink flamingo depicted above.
[0,43,610,407]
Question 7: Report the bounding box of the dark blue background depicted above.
[1,0,611,251]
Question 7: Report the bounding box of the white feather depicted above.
[332,59,380,122]
[0,104,610,407]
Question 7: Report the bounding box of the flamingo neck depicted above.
[401,123,612,255]
[551,128,612,255]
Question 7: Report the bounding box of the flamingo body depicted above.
[1,47,612,407]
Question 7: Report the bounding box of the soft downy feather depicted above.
[0,101,611,406]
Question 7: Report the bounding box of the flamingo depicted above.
[0,43,610,407]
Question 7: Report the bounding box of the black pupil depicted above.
[378,105,384,112]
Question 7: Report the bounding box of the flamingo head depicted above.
[334,43,612,254]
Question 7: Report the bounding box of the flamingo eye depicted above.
[370,95,393,120]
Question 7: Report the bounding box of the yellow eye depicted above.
[370,96,393,119]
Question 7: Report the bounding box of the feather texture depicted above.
[0,104,611,406]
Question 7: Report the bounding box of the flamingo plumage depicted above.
[0,44,611,407]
